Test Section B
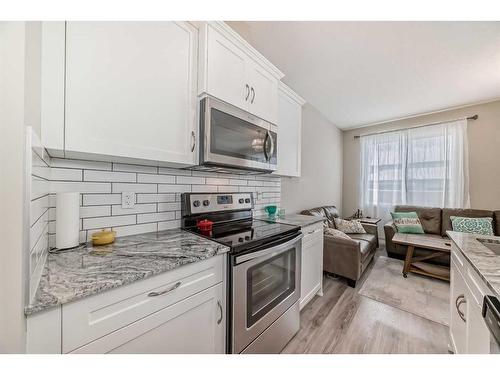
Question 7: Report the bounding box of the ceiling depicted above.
[227,21,500,129]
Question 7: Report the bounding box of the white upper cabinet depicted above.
[41,21,198,167]
[275,82,305,177]
[199,22,283,124]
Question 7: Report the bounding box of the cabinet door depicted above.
[71,283,225,354]
[246,61,278,123]
[276,88,302,177]
[450,259,468,354]
[206,26,248,110]
[300,224,324,310]
[65,22,198,166]
[466,288,491,354]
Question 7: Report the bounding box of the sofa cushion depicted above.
[395,205,442,235]
[495,211,500,236]
[357,240,374,262]
[324,227,351,240]
[300,207,328,227]
[442,208,494,237]
[349,233,377,249]
[323,206,340,228]
[334,218,366,234]
[450,216,494,236]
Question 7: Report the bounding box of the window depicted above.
[360,119,469,222]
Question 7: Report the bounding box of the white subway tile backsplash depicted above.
[84,170,136,183]
[31,178,50,200]
[80,205,111,218]
[137,211,175,224]
[158,184,191,193]
[51,181,112,194]
[176,176,205,185]
[83,193,122,206]
[51,168,83,181]
[113,163,158,174]
[83,215,136,230]
[35,157,280,249]
[30,195,49,227]
[136,193,176,203]
[158,220,181,231]
[111,203,157,215]
[112,183,157,193]
[192,184,218,193]
[158,202,181,212]
[137,173,176,184]
[206,177,229,185]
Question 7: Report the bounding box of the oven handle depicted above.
[234,233,303,265]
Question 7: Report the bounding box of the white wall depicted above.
[0,21,28,353]
[281,104,343,214]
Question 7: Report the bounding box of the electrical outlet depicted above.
[121,192,135,209]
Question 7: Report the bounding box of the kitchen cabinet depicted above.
[199,22,283,124]
[449,245,491,354]
[26,255,226,354]
[300,222,324,310]
[275,82,305,177]
[41,21,198,167]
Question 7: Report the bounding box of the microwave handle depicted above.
[263,131,275,161]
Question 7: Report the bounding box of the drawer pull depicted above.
[147,281,181,297]
[217,300,223,325]
[455,294,466,322]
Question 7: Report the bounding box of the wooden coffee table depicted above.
[392,233,451,281]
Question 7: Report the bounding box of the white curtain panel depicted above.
[360,119,470,223]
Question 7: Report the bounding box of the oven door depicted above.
[232,233,302,353]
[200,96,277,172]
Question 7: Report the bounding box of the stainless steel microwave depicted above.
[197,96,277,174]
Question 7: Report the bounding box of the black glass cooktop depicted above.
[184,219,300,253]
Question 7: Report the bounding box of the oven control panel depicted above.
[183,192,253,215]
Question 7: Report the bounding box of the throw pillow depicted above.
[450,216,494,236]
[324,227,351,240]
[391,211,425,234]
[334,218,366,234]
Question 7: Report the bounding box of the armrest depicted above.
[384,220,397,253]
[323,234,362,280]
[361,223,378,236]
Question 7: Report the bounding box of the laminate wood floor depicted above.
[283,248,450,354]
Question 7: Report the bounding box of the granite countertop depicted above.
[25,229,229,316]
[257,213,325,228]
[447,231,500,299]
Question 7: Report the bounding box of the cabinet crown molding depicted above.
[279,81,306,106]
[207,21,285,80]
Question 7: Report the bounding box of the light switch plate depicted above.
[121,192,135,209]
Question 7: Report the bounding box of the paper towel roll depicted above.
[56,192,80,249]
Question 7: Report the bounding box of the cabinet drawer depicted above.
[302,222,323,246]
[62,255,224,353]
[70,283,225,354]
[451,246,466,269]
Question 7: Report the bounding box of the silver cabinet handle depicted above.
[190,131,196,152]
[245,84,250,101]
[250,87,255,103]
[455,294,466,322]
[217,300,223,324]
[148,281,181,297]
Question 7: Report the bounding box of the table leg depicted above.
[402,245,415,278]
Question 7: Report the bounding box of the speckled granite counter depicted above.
[448,231,500,299]
[25,229,229,315]
[257,214,325,228]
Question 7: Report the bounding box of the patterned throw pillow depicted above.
[450,216,494,236]
[324,227,352,240]
[334,218,366,234]
[391,211,425,234]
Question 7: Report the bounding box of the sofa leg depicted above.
[347,279,357,288]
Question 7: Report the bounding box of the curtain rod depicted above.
[353,114,478,139]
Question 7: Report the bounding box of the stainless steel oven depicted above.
[198,96,277,173]
[232,232,302,353]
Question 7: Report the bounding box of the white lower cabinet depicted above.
[26,255,226,354]
[300,222,324,310]
[449,245,491,354]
